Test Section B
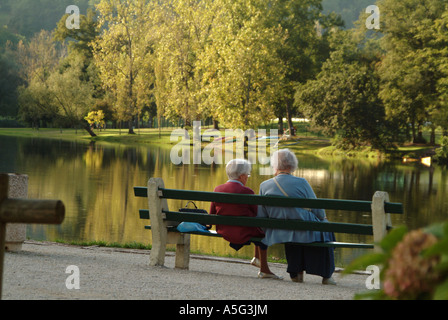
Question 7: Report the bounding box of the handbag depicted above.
[177,201,212,231]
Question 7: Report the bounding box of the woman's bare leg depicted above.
[258,247,273,274]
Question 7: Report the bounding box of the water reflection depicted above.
[0,135,447,266]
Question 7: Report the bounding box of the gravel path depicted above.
[2,241,369,301]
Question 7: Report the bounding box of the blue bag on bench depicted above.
[177,201,211,233]
[177,222,210,233]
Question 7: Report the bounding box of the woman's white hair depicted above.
[271,149,298,172]
[226,159,251,180]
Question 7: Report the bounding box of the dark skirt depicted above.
[284,241,335,279]
[229,240,268,251]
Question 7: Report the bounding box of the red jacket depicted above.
[209,181,265,244]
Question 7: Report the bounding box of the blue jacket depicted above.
[257,174,333,246]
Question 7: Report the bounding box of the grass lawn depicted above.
[0,126,439,159]
[0,127,175,147]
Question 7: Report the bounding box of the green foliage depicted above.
[434,136,448,164]
[343,222,448,300]
[85,110,105,129]
[3,0,448,150]
[295,29,393,151]
[378,0,448,144]
[196,0,290,129]
[0,52,22,117]
[92,0,154,134]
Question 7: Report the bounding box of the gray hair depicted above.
[226,159,251,180]
[271,149,298,172]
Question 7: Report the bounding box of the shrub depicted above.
[435,136,448,164]
[344,221,448,300]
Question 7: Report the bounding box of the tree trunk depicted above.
[158,115,161,138]
[286,102,295,136]
[430,126,436,145]
[411,121,416,143]
[213,119,219,130]
[84,124,97,137]
[278,116,284,135]
[128,119,135,134]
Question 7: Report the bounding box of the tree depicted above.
[85,110,105,129]
[14,30,65,85]
[15,30,66,127]
[266,0,344,135]
[15,30,98,135]
[152,0,210,128]
[296,29,391,150]
[0,50,22,117]
[92,0,154,134]
[196,0,287,129]
[432,8,448,137]
[54,8,99,60]
[46,52,97,134]
[377,0,448,144]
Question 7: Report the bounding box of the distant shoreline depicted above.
[0,127,436,161]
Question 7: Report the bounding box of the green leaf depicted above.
[434,259,448,273]
[379,225,408,253]
[354,289,389,300]
[433,278,448,300]
[423,238,448,258]
[424,221,447,239]
[342,252,386,276]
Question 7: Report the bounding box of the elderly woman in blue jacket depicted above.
[258,149,336,285]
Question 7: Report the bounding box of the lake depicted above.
[0,134,446,266]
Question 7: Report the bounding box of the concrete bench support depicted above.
[371,191,392,252]
[148,178,190,269]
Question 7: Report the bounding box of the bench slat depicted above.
[162,211,374,235]
[134,187,403,214]
[143,225,374,249]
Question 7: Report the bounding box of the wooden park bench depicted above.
[134,177,404,269]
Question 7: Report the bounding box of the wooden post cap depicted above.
[0,199,65,224]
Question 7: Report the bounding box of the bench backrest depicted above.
[134,186,403,235]
[134,187,403,213]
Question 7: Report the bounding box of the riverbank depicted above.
[2,240,369,300]
[0,127,435,159]
[0,127,176,148]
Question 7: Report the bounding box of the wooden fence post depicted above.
[371,191,392,252]
[0,175,7,300]
[0,173,65,299]
[4,174,27,252]
[147,178,190,269]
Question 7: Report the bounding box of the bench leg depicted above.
[150,236,167,267]
[148,178,169,267]
[175,234,191,270]
[166,232,191,269]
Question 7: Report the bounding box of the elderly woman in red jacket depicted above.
[210,159,282,280]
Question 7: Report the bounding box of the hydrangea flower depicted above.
[383,229,441,299]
